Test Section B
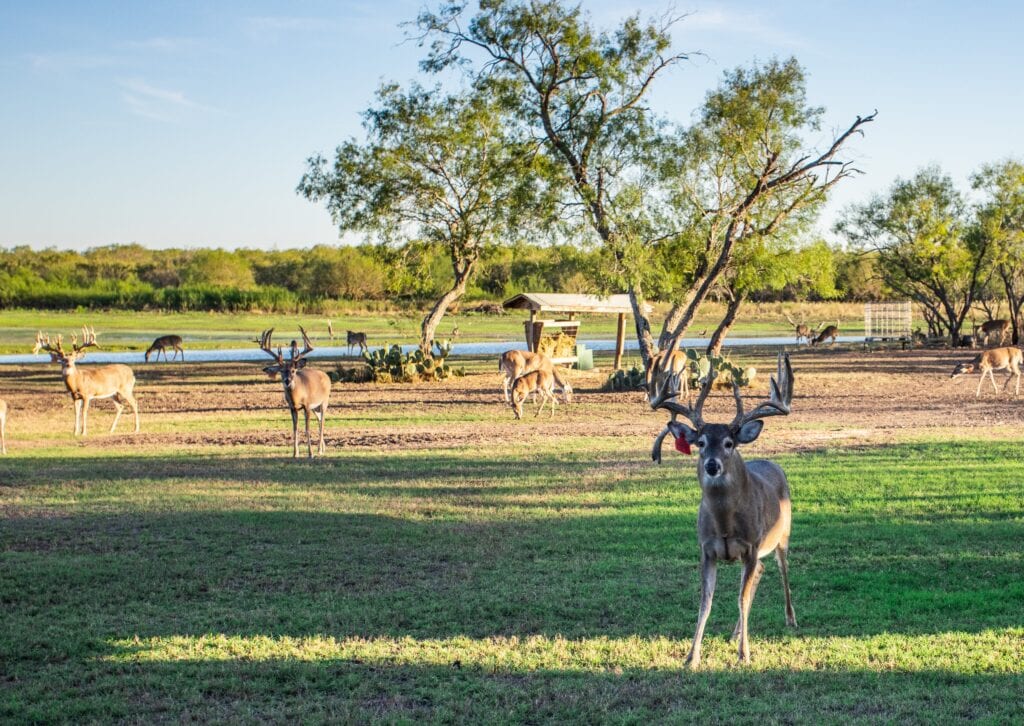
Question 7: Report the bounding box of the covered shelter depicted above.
[501,293,649,369]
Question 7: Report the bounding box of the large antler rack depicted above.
[258,328,284,364]
[649,355,717,464]
[730,352,793,430]
[71,325,99,353]
[293,325,314,363]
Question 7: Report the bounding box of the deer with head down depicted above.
[258,326,332,458]
[650,352,797,668]
[499,350,572,405]
[34,327,140,436]
[950,346,1022,397]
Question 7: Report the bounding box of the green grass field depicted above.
[2,389,1022,723]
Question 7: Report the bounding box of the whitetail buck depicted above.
[259,327,332,458]
[34,327,139,436]
[950,346,1023,397]
[650,353,797,668]
[145,334,184,362]
[0,399,7,454]
[810,321,839,346]
[974,319,1012,347]
[499,350,572,404]
[346,330,368,355]
[783,313,813,345]
[509,369,558,419]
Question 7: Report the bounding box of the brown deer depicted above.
[145,334,184,362]
[783,313,812,345]
[810,321,839,346]
[0,399,7,454]
[346,330,368,355]
[499,350,572,404]
[974,319,1012,347]
[646,349,688,405]
[34,327,140,436]
[650,353,797,668]
[258,327,332,458]
[950,346,1023,397]
[509,368,558,419]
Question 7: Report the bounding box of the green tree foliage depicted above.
[838,166,992,342]
[972,159,1024,343]
[298,83,542,354]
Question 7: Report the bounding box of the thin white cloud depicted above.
[124,37,199,52]
[119,78,216,121]
[244,15,333,39]
[681,7,806,48]
[26,52,115,71]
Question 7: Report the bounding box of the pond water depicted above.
[0,336,863,366]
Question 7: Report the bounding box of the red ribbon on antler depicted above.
[674,435,692,455]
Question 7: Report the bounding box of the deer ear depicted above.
[735,420,764,444]
[667,420,699,444]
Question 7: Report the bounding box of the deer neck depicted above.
[698,454,751,537]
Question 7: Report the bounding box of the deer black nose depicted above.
[704,459,721,476]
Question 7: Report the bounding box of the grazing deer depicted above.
[784,313,812,345]
[145,334,184,362]
[950,346,1023,397]
[646,349,689,404]
[346,330,368,355]
[34,327,139,436]
[499,350,573,404]
[810,321,839,346]
[259,327,332,458]
[650,353,797,668]
[509,369,558,419]
[0,399,7,454]
[974,319,1012,347]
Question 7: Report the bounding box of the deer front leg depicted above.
[316,404,326,455]
[736,553,760,664]
[502,376,510,403]
[81,398,91,436]
[290,408,299,458]
[74,398,83,436]
[685,552,717,670]
[989,369,999,393]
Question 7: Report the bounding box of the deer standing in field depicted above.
[259,327,331,458]
[0,399,7,454]
[34,327,140,436]
[650,352,797,668]
[509,369,559,419]
[346,330,368,355]
[810,321,839,346]
[974,319,1012,347]
[783,313,813,345]
[145,334,184,362]
[950,346,1023,397]
[499,350,573,405]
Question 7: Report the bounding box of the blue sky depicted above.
[2,1,1022,250]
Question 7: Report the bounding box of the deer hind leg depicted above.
[732,560,765,641]
[316,403,327,455]
[122,393,140,433]
[989,369,999,393]
[109,398,124,434]
[685,553,717,670]
[736,554,761,664]
[290,408,299,458]
[776,545,798,627]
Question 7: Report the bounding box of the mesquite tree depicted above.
[298,83,540,355]
[416,0,687,365]
[838,167,992,345]
[973,159,1024,343]
[657,58,873,354]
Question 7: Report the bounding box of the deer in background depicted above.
[973,319,1012,347]
[650,353,797,668]
[950,346,1023,397]
[509,368,559,419]
[259,326,332,458]
[145,334,184,362]
[0,399,7,454]
[346,330,368,355]
[499,350,573,405]
[34,327,139,436]
[810,321,839,346]
[783,313,813,345]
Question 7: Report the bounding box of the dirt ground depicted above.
[1,347,1021,455]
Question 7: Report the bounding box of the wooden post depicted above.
[526,309,537,351]
[614,313,626,370]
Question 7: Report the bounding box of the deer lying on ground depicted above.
[259,327,332,458]
[950,346,1023,397]
[346,330,368,355]
[145,334,184,362]
[34,327,139,436]
[509,369,559,419]
[650,352,797,668]
[974,319,1012,347]
[0,399,7,454]
[499,350,572,404]
[784,313,813,345]
[810,321,839,346]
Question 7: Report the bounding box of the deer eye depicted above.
[724,440,734,450]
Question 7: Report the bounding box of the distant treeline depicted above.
[0,242,884,312]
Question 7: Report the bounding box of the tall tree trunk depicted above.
[707,291,745,356]
[628,284,657,369]
[420,257,475,356]
[1001,265,1023,344]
